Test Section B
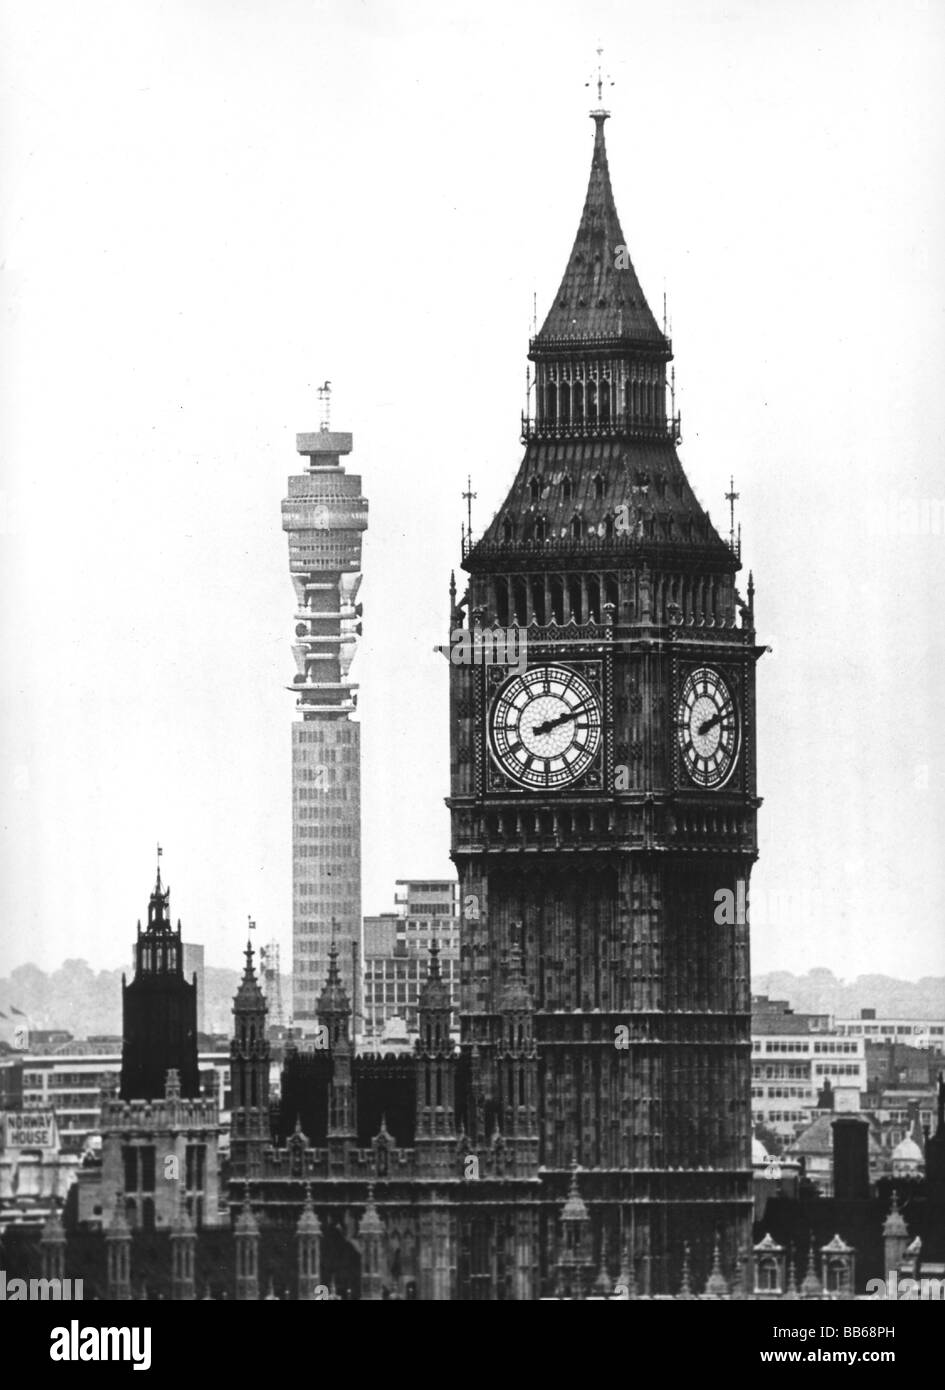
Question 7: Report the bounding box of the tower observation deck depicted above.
[282,429,368,1023]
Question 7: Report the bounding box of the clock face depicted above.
[488,664,602,790]
[677,666,739,789]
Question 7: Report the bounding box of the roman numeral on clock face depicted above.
[488,663,603,789]
[677,665,740,789]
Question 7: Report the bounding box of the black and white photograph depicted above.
[1,0,943,1353]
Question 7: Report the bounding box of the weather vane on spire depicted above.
[586,43,613,106]
[462,475,477,541]
[725,476,740,553]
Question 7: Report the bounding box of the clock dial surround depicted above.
[676,665,739,789]
[488,664,602,790]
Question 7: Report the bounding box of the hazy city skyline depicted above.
[2,1,944,983]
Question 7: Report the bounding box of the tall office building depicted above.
[282,423,368,1023]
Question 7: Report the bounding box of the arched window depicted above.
[529,476,541,502]
[604,514,616,541]
[502,515,516,542]
[586,381,597,422]
[534,516,546,542]
[551,577,564,624]
[531,578,546,624]
[562,476,572,501]
[605,575,619,610]
[587,577,600,623]
[495,577,509,626]
[513,578,528,624]
[544,382,556,420]
[570,515,582,540]
[568,578,583,623]
[559,382,571,423]
[572,382,584,422]
[600,380,611,421]
[594,473,605,499]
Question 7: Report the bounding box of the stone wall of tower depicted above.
[446,106,762,1295]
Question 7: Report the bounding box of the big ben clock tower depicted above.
[448,103,763,1294]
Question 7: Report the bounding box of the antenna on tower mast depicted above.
[317,381,332,432]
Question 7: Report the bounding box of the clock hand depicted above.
[697,704,732,737]
[531,702,596,737]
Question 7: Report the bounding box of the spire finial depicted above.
[586,42,613,108]
[725,476,740,553]
[155,842,163,892]
[462,475,477,540]
[680,1241,693,1298]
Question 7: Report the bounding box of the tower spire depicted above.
[533,109,664,348]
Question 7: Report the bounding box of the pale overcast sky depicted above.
[1,0,943,984]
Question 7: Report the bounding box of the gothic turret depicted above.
[495,933,538,1176]
[120,854,199,1101]
[416,942,457,1168]
[317,941,356,1141]
[230,938,271,1178]
[555,1166,594,1300]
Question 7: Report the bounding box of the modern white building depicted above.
[834,1009,945,1053]
[20,1047,232,1154]
[363,879,460,1043]
[751,998,867,1140]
